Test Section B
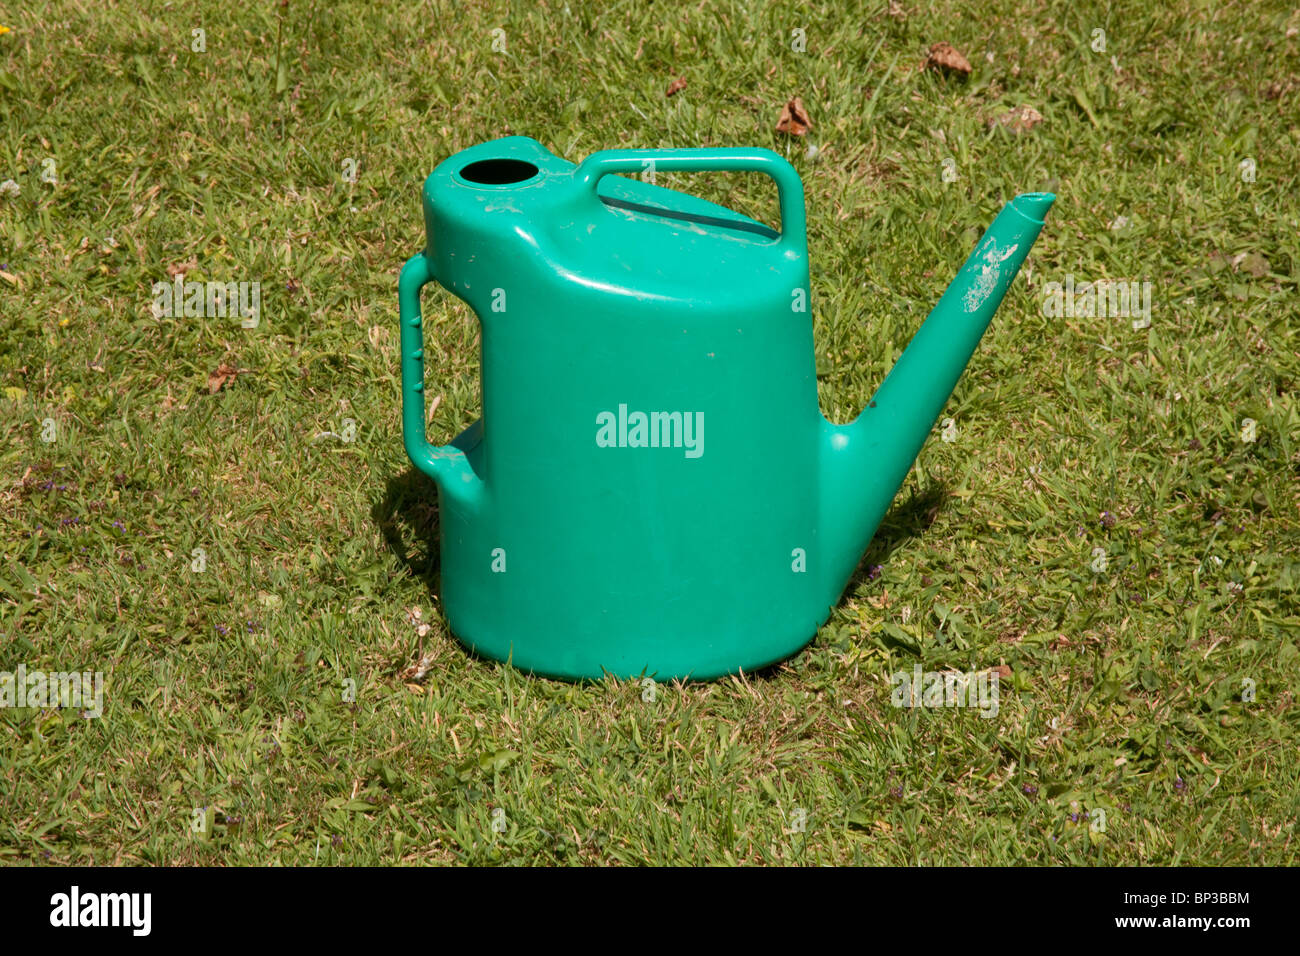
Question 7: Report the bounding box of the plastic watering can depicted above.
[399,136,1054,680]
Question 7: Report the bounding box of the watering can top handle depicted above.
[574,148,807,252]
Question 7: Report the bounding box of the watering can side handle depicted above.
[398,252,481,502]
[574,148,807,254]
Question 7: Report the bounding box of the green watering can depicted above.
[399,136,1054,680]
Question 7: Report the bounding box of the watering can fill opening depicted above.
[457,157,541,186]
[400,136,1055,680]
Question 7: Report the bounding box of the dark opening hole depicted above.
[459,159,539,185]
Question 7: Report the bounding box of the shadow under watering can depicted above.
[398,136,1054,680]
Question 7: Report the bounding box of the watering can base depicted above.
[441,607,834,682]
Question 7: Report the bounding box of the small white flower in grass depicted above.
[1108,215,1129,231]
[0,179,19,198]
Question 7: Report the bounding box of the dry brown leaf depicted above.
[0,270,20,287]
[1264,78,1296,100]
[399,649,439,683]
[992,664,1013,679]
[208,363,240,394]
[167,259,198,278]
[665,76,687,97]
[993,104,1044,133]
[775,96,813,136]
[926,42,972,77]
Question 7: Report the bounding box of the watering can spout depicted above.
[819,193,1054,591]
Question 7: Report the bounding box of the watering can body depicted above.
[399,136,1053,680]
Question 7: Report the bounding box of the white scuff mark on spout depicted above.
[962,239,1019,312]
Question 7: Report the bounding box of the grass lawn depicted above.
[1,0,1297,865]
